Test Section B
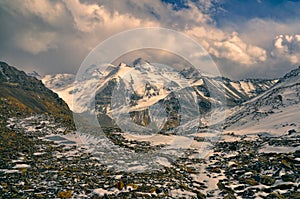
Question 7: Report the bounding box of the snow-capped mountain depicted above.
[41,60,277,112]
[27,71,42,79]
[224,66,300,135]
[42,73,76,110]
[41,59,278,132]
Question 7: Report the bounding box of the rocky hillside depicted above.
[224,66,300,135]
[0,61,73,127]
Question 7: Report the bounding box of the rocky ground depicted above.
[0,115,300,198]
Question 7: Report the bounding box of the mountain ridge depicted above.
[41,62,278,114]
[224,65,300,135]
[0,61,74,127]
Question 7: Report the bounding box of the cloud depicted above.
[82,0,214,28]
[66,0,268,69]
[15,31,57,55]
[0,0,299,80]
[63,0,159,33]
[271,34,300,64]
[185,27,267,65]
[0,0,72,55]
[238,18,300,47]
[0,0,69,27]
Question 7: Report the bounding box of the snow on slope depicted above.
[224,66,300,136]
[42,74,76,111]
[41,60,277,114]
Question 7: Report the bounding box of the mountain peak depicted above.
[118,62,129,68]
[27,71,41,79]
[132,58,150,66]
[0,62,10,81]
[282,65,300,79]
[179,67,200,79]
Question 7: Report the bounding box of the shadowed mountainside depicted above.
[0,61,74,127]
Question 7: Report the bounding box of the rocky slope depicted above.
[224,66,300,135]
[0,61,73,126]
[1,62,299,198]
[1,109,299,198]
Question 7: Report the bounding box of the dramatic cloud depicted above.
[271,34,300,64]
[0,0,68,55]
[63,0,159,33]
[14,31,56,55]
[0,0,68,27]
[0,0,299,79]
[186,27,267,65]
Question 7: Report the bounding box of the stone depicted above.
[224,193,236,199]
[245,178,259,186]
[57,190,72,198]
[266,192,284,199]
[116,181,124,190]
[260,175,276,186]
[294,150,300,158]
[281,174,297,182]
[196,191,206,199]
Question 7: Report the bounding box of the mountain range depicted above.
[41,62,278,113]
[1,60,300,198]
[224,65,300,135]
[2,59,298,135]
[40,59,279,132]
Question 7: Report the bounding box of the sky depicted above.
[0,0,300,80]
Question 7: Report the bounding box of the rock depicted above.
[272,183,294,190]
[194,137,205,142]
[229,142,238,151]
[116,181,124,190]
[295,150,300,158]
[211,167,221,173]
[241,189,255,198]
[288,129,296,135]
[266,192,284,199]
[284,192,300,199]
[57,190,72,198]
[281,159,292,168]
[196,191,206,199]
[224,193,236,199]
[217,181,226,190]
[156,187,163,194]
[1,182,8,188]
[233,185,245,191]
[217,181,234,194]
[149,187,156,193]
[245,178,259,186]
[260,175,276,186]
[281,174,297,182]
[126,183,138,191]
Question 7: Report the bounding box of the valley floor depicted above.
[1,115,300,198]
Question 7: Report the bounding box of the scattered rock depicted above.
[281,174,297,182]
[116,180,124,190]
[260,175,276,186]
[57,190,72,198]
